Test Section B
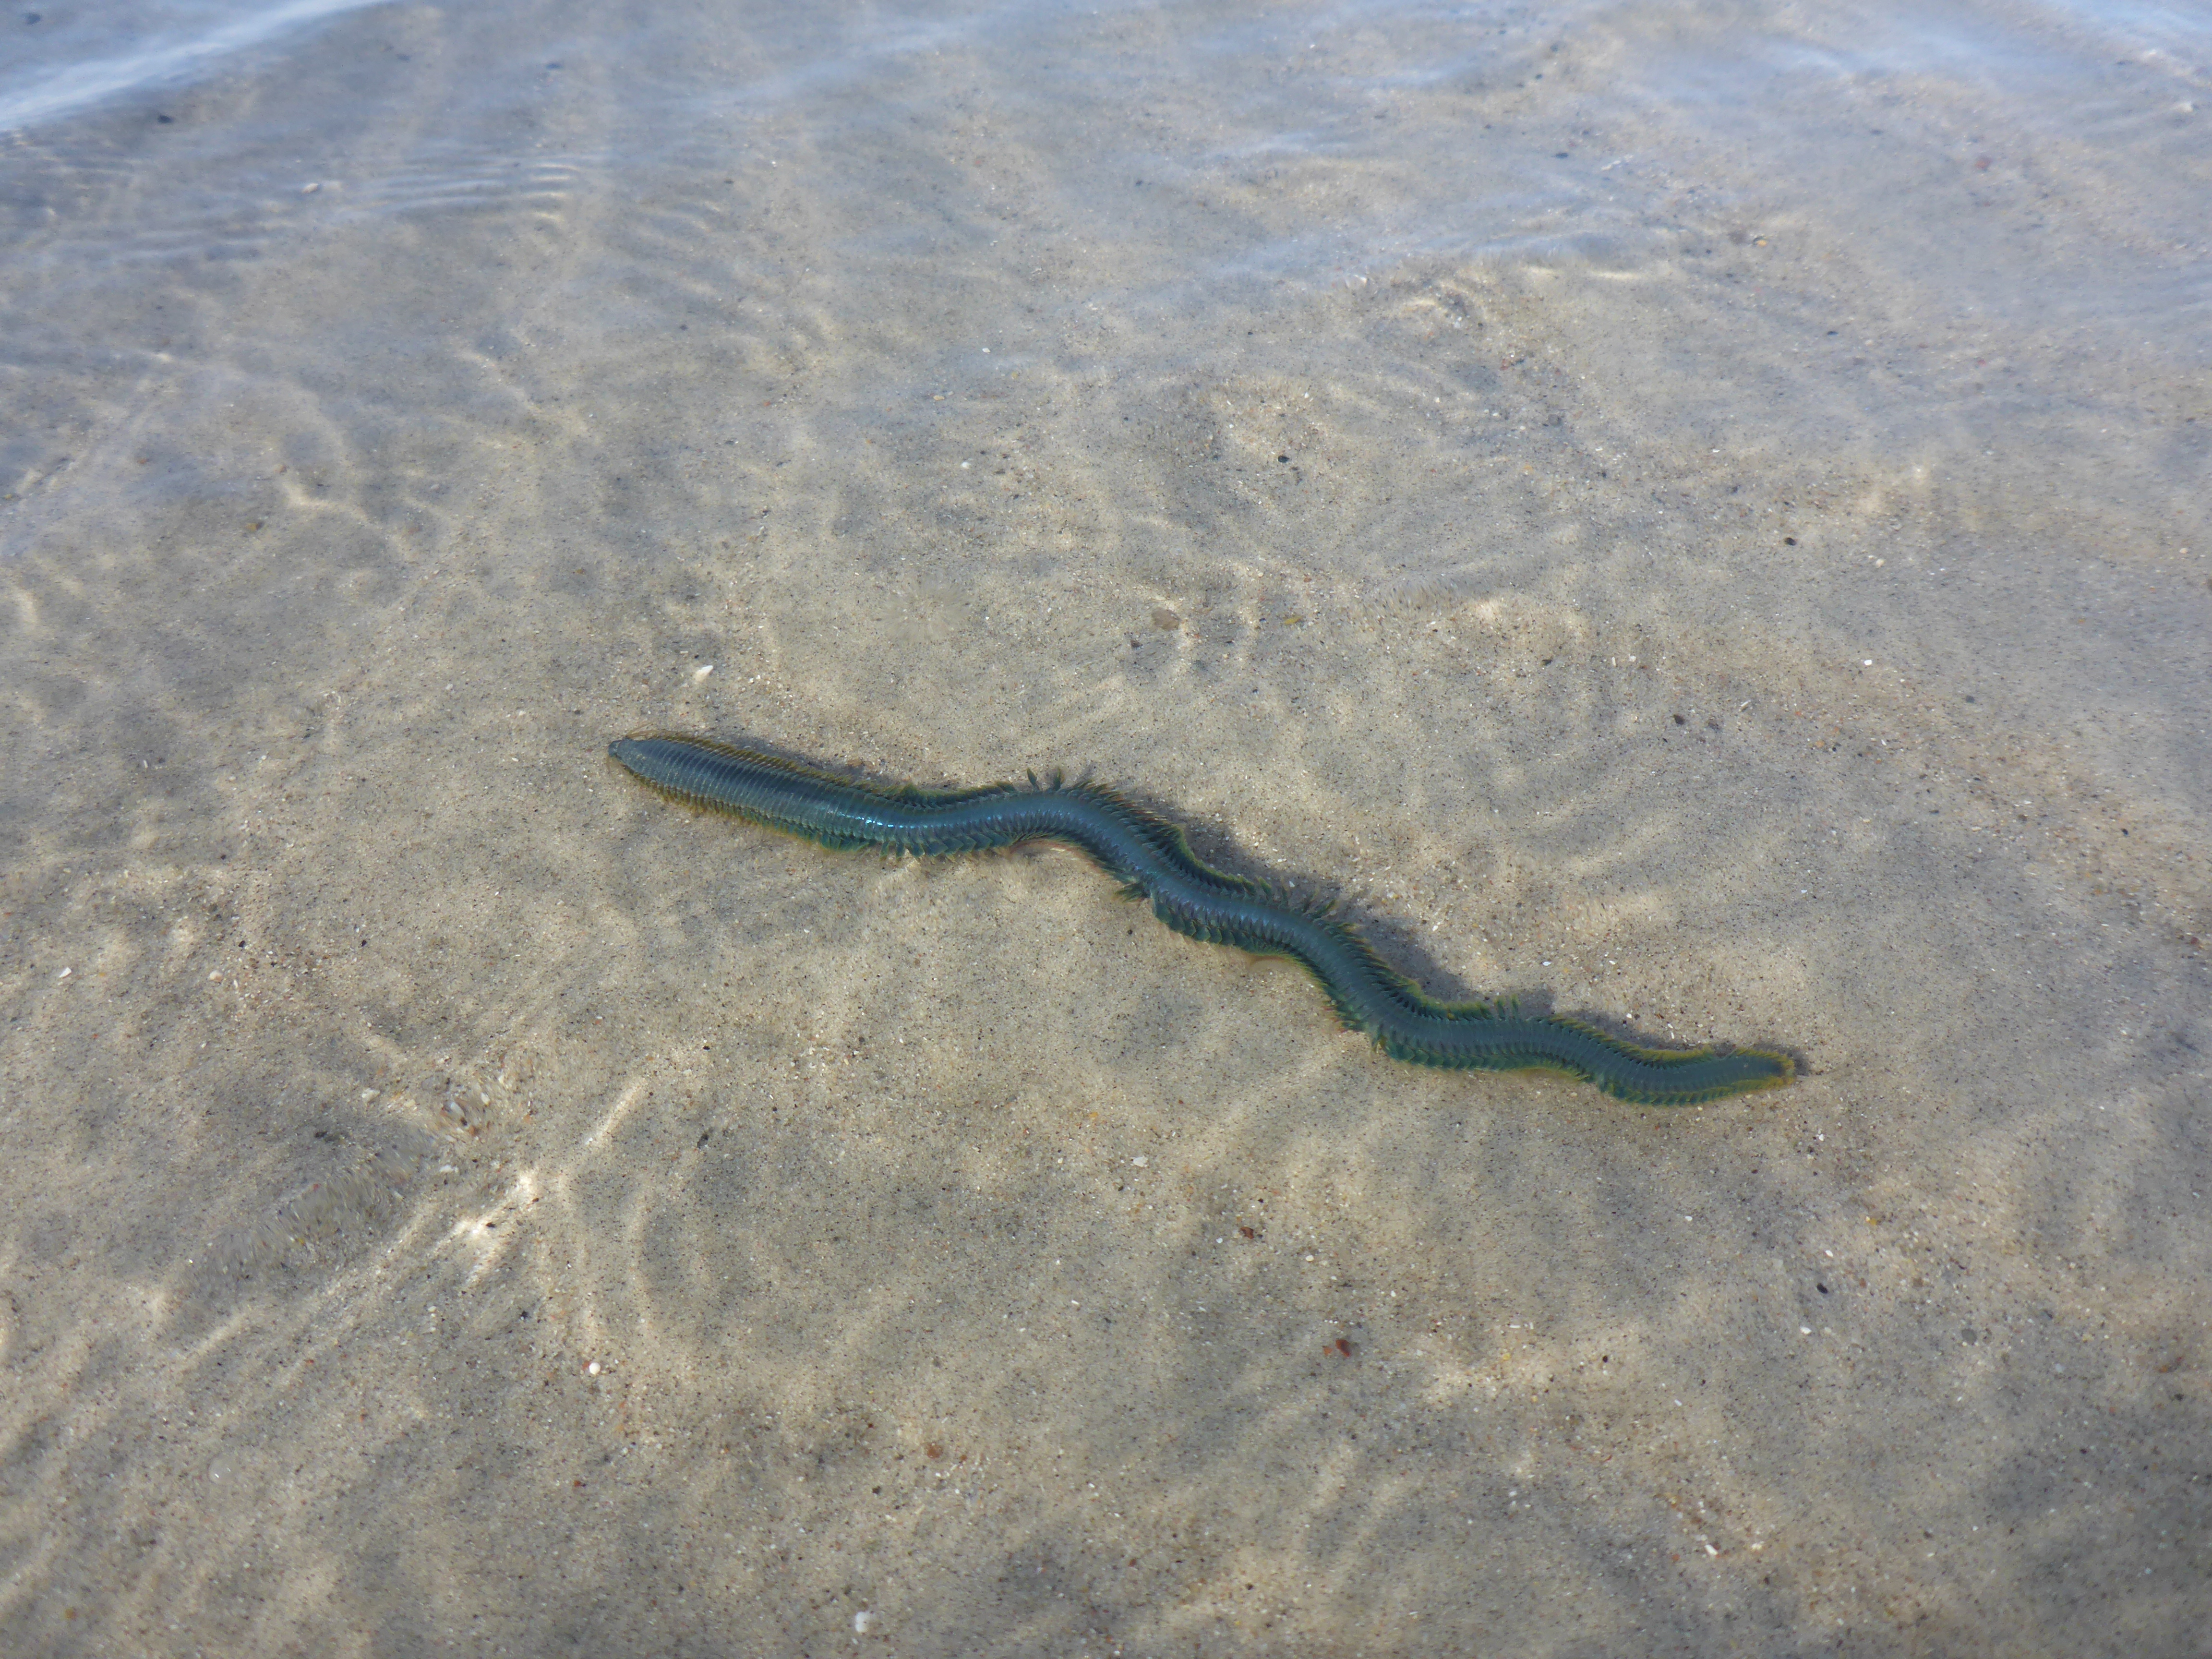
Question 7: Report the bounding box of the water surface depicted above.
[2,1,2207,1652]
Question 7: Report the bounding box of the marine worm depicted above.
[610,733,1793,1106]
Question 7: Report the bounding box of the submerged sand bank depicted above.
[2,1,2207,1653]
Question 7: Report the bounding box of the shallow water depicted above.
[3,1,2208,1652]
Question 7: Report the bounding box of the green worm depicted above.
[609,733,1794,1106]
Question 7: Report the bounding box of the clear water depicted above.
[3,2,2207,1653]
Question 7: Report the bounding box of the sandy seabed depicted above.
[1,1,2207,1654]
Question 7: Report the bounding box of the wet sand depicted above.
[2,1,2207,1653]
